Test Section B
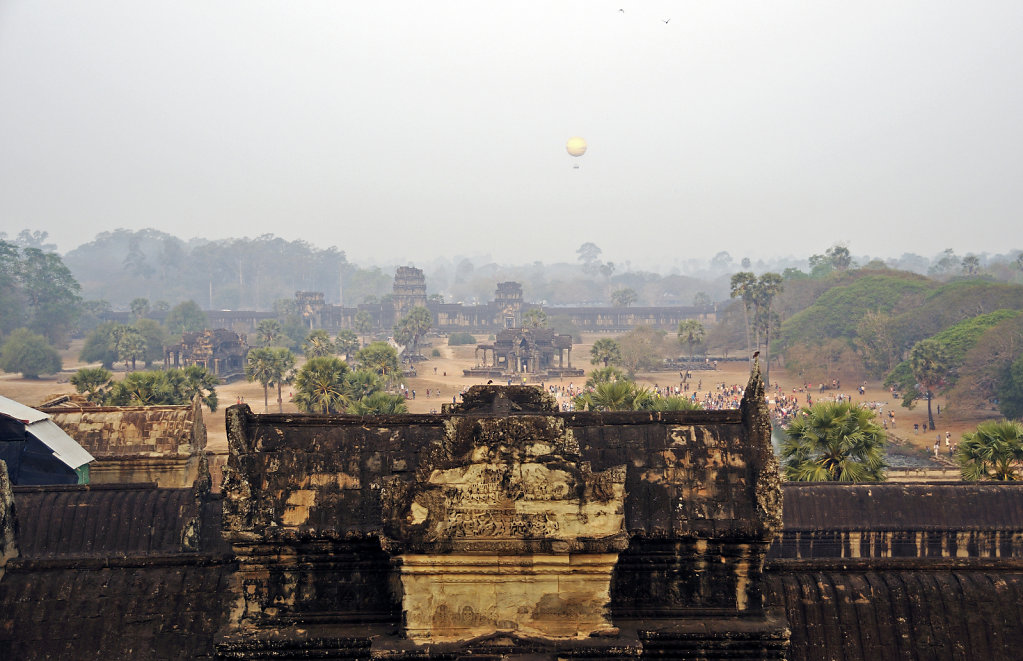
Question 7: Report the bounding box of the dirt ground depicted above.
[0,334,998,458]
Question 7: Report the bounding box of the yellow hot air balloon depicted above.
[566,136,587,157]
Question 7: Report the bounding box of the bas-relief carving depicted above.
[399,553,620,642]
[380,413,628,642]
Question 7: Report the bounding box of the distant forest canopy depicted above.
[5,228,1023,311]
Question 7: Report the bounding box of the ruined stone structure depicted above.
[467,328,583,379]
[165,328,248,380]
[494,280,524,328]
[40,397,207,487]
[4,373,1023,658]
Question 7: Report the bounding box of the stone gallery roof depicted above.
[40,397,206,459]
[11,483,203,558]
[781,482,1023,531]
[765,569,1023,661]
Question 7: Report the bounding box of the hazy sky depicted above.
[2,1,1022,267]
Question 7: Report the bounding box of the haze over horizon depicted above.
[2,1,1022,266]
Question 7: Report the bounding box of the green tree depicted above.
[70,367,113,402]
[780,401,887,482]
[574,380,653,411]
[393,306,432,358]
[80,322,122,369]
[342,368,385,401]
[334,330,360,361]
[522,308,549,329]
[255,319,283,347]
[729,272,756,365]
[245,347,276,412]
[132,318,168,368]
[356,342,401,382]
[303,329,335,359]
[164,300,207,335]
[909,339,953,431]
[348,391,408,415]
[854,310,898,377]
[0,328,62,378]
[962,254,981,276]
[693,291,712,307]
[649,396,702,411]
[957,420,1023,481]
[590,338,622,368]
[677,319,705,365]
[268,347,295,413]
[180,365,219,412]
[354,310,374,346]
[17,247,83,345]
[611,288,638,307]
[293,356,350,414]
[106,371,166,406]
[751,273,784,386]
[584,365,629,389]
[115,326,147,372]
[130,297,150,319]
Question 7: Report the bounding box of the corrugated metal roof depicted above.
[0,394,49,424]
[0,394,94,469]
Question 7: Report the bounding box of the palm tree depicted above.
[780,401,887,482]
[335,330,360,361]
[585,365,629,389]
[255,319,283,348]
[909,339,952,431]
[180,365,219,412]
[354,311,374,347]
[676,319,705,366]
[303,329,335,359]
[522,308,548,329]
[348,391,408,415]
[590,338,622,368]
[729,272,756,366]
[957,420,1023,481]
[574,380,652,411]
[245,347,276,412]
[402,306,432,357]
[343,368,384,401]
[268,347,295,413]
[649,396,702,411]
[356,342,401,383]
[751,273,783,386]
[293,356,350,414]
[70,367,113,403]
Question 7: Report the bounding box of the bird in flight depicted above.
[663,18,671,24]
[619,8,625,12]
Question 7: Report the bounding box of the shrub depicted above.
[448,332,477,346]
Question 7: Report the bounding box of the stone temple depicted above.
[2,368,1023,659]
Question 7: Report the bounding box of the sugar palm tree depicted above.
[70,367,113,403]
[909,339,952,431]
[780,401,887,482]
[677,319,705,366]
[245,347,276,412]
[574,380,652,411]
[590,338,622,368]
[354,311,374,346]
[649,396,702,411]
[181,364,219,412]
[293,356,350,414]
[348,391,408,415]
[268,347,295,413]
[255,319,283,348]
[957,419,1023,481]
[303,329,334,359]
[335,330,360,361]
